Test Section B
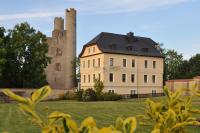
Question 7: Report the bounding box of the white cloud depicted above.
[0,12,63,21]
[0,0,188,20]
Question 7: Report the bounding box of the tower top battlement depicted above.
[66,8,76,12]
[54,17,64,31]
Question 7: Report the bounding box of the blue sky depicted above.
[0,0,199,59]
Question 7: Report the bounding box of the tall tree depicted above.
[188,54,200,77]
[162,49,184,81]
[0,23,51,88]
[177,60,190,79]
[72,57,80,87]
[0,27,7,78]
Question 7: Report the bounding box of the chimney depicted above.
[127,32,134,38]
[126,32,134,42]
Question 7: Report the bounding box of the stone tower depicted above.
[45,8,76,89]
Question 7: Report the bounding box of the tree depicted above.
[187,54,200,77]
[0,23,51,88]
[94,79,104,95]
[0,27,7,78]
[72,57,80,87]
[74,57,80,87]
[162,49,184,81]
[177,60,190,79]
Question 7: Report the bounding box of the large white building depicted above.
[79,32,164,97]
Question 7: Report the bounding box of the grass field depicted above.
[0,97,200,133]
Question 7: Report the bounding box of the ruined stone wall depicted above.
[45,8,76,90]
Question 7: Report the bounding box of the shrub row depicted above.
[59,88,121,101]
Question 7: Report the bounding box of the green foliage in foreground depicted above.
[138,86,200,133]
[2,85,200,133]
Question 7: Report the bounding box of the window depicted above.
[109,44,116,49]
[131,90,137,95]
[83,75,86,83]
[98,58,100,67]
[88,60,90,68]
[88,75,90,83]
[123,59,127,67]
[93,59,95,67]
[93,74,95,81]
[153,61,156,69]
[122,74,126,82]
[55,63,61,71]
[126,46,133,51]
[152,90,156,96]
[110,58,114,66]
[145,60,148,68]
[88,48,90,53]
[108,90,114,93]
[98,73,101,80]
[152,75,156,83]
[83,61,85,68]
[56,48,62,56]
[144,75,148,83]
[132,59,135,67]
[142,48,149,52]
[109,73,113,82]
[93,47,95,52]
[131,74,135,83]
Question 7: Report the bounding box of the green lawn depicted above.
[0,97,200,133]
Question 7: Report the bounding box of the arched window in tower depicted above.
[56,48,62,56]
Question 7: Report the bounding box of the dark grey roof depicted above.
[80,32,163,58]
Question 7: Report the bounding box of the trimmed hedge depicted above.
[82,88,97,101]
[101,92,122,101]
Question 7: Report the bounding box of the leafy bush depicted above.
[58,92,66,100]
[75,89,84,101]
[137,85,200,133]
[101,92,122,101]
[58,91,76,100]
[65,91,76,100]
[82,88,97,101]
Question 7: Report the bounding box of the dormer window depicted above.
[126,46,133,51]
[142,48,149,52]
[109,44,116,49]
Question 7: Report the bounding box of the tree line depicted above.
[0,22,200,88]
[162,48,200,82]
